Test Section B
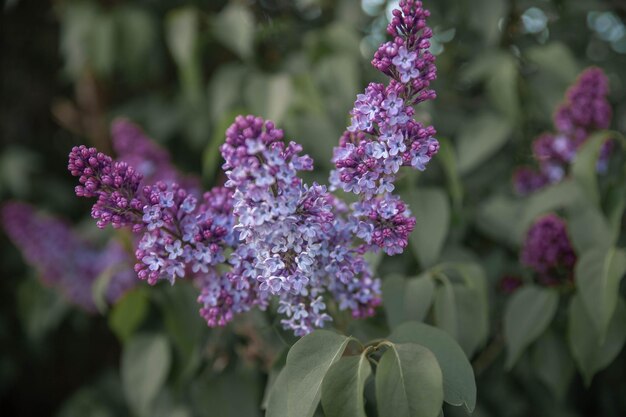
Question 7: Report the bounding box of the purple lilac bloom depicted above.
[521,214,576,286]
[331,0,438,199]
[1,202,135,311]
[351,194,416,255]
[68,145,234,287]
[513,67,613,195]
[220,115,381,335]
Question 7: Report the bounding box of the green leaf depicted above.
[404,274,436,323]
[571,131,613,206]
[568,295,626,385]
[207,64,247,123]
[376,343,444,417]
[456,112,511,175]
[213,4,255,59]
[122,333,171,416]
[321,354,371,417]
[244,73,293,124]
[486,54,519,123]
[476,195,524,247]
[504,286,559,369]
[567,203,612,254]
[165,8,201,101]
[575,247,626,341]
[383,274,435,329]
[267,330,351,417]
[531,330,574,399]
[108,288,149,342]
[518,180,583,242]
[526,42,579,83]
[433,276,458,339]
[404,187,450,269]
[453,283,488,356]
[91,12,116,77]
[389,322,476,412]
[437,138,463,210]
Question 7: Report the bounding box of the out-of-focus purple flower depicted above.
[512,67,613,195]
[521,214,576,286]
[497,275,523,294]
[554,67,611,144]
[111,118,200,190]
[512,167,549,196]
[1,202,135,311]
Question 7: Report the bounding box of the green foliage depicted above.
[321,355,371,417]
[375,343,443,417]
[504,286,559,369]
[121,333,172,416]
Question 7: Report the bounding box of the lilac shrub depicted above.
[513,67,613,195]
[1,202,135,311]
[66,0,439,335]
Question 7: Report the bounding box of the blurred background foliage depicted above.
[2,0,626,416]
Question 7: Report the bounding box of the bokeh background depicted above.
[2,0,626,416]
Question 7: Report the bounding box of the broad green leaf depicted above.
[213,4,255,59]
[267,330,351,417]
[567,203,612,254]
[383,275,406,328]
[122,333,171,416]
[526,42,579,82]
[207,64,247,122]
[404,187,450,269]
[321,354,371,417]
[115,6,158,81]
[436,138,463,210]
[389,322,476,412]
[404,274,436,323]
[376,343,444,417]
[568,295,626,385]
[504,286,559,369]
[575,247,626,341]
[468,0,506,45]
[165,8,201,101]
[456,112,511,174]
[244,73,293,124]
[518,180,583,242]
[383,274,435,328]
[449,263,489,356]
[433,276,458,339]
[91,12,116,77]
[476,195,524,247]
[571,131,613,206]
[108,288,149,342]
[486,54,519,123]
[531,330,574,399]
[265,368,288,416]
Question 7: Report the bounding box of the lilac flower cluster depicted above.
[331,0,438,196]
[513,68,613,195]
[220,115,380,335]
[65,1,441,336]
[1,202,135,311]
[329,0,438,255]
[521,214,576,286]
